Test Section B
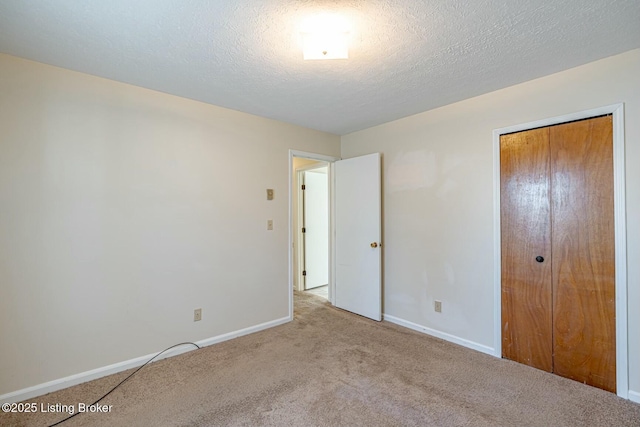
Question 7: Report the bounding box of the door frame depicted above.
[288,150,340,319]
[296,164,330,292]
[492,103,628,398]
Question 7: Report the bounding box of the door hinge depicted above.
[301,184,306,190]
[302,227,306,233]
[302,270,307,276]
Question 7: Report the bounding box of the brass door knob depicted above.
[370,242,378,248]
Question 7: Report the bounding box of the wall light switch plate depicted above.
[434,301,442,313]
[267,219,273,230]
[267,189,274,200]
[194,308,202,322]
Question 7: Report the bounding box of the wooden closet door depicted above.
[500,128,553,372]
[550,116,616,392]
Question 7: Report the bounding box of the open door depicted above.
[302,167,329,290]
[335,153,382,321]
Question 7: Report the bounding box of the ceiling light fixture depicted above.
[300,14,350,60]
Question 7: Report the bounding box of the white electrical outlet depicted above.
[434,300,442,313]
[194,308,202,322]
[267,219,273,230]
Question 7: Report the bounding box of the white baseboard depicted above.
[383,314,495,356]
[0,316,290,404]
[196,316,290,347]
[629,390,640,404]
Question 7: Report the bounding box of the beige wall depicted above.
[341,49,640,397]
[0,54,340,396]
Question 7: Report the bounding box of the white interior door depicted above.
[303,168,329,289]
[335,153,382,321]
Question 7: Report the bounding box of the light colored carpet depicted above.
[304,285,328,299]
[2,291,639,427]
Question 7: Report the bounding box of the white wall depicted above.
[0,54,340,396]
[341,49,640,397]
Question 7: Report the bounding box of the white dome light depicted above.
[300,14,350,60]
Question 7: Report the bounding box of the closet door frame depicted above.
[492,103,628,398]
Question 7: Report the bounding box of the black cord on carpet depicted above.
[48,342,201,427]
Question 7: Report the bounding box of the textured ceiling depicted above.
[1,1,639,135]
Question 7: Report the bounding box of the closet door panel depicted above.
[500,128,553,372]
[550,116,616,392]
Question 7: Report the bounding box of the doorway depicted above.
[289,151,338,314]
[288,150,383,322]
[492,104,628,398]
